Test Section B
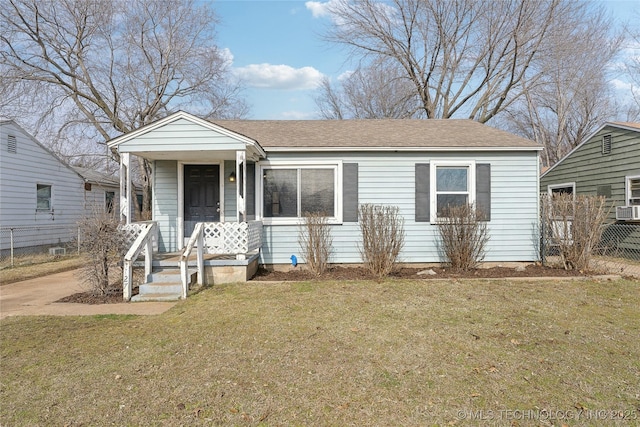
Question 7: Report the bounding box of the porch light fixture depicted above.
[229,171,236,182]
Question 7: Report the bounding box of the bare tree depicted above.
[499,5,622,167]
[315,59,422,119]
[323,0,583,123]
[0,0,247,214]
[623,10,640,117]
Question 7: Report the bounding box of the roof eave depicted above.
[263,146,543,153]
[541,121,640,178]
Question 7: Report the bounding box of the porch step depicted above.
[132,292,182,302]
[133,267,197,302]
[139,281,182,295]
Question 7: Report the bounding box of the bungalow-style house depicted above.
[0,119,129,255]
[540,122,640,220]
[108,111,542,301]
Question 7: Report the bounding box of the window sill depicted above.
[261,217,342,226]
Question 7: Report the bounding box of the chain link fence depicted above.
[0,225,81,268]
[541,221,640,278]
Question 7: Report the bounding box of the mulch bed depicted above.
[56,265,591,304]
[56,287,138,305]
[253,264,589,282]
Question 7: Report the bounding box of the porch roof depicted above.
[106,112,267,161]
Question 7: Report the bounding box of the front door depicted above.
[184,165,220,238]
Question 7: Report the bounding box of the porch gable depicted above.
[107,111,266,161]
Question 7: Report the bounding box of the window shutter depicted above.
[476,163,491,221]
[246,162,255,217]
[343,163,358,222]
[415,163,430,222]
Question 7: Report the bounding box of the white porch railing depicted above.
[180,223,204,299]
[202,221,263,255]
[179,221,263,298]
[121,221,157,301]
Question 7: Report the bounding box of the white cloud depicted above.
[305,1,333,18]
[337,70,354,81]
[219,48,234,67]
[611,78,633,91]
[234,63,324,90]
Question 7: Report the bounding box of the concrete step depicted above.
[131,292,181,302]
[139,281,182,295]
[148,268,195,283]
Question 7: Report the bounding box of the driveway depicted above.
[0,269,176,319]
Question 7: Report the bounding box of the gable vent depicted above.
[7,134,17,154]
[602,134,612,154]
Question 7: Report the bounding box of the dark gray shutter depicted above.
[246,162,255,217]
[343,163,358,222]
[476,163,491,221]
[415,163,430,222]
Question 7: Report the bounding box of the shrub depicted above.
[541,194,611,270]
[298,212,333,276]
[77,211,128,296]
[436,203,489,271]
[358,204,405,279]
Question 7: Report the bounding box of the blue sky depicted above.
[213,0,640,120]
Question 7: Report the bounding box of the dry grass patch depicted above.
[0,256,83,285]
[1,278,639,425]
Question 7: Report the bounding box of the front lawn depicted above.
[1,278,639,425]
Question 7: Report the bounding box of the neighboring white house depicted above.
[0,120,127,253]
[109,111,543,267]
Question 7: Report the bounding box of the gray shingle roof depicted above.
[212,119,540,150]
[72,166,119,187]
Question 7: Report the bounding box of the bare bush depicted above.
[298,212,333,276]
[77,211,127,296]
[542,194,611,271]
[436,204,490,271]
[358,204,405,278]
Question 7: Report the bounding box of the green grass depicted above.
[1,278,639,425]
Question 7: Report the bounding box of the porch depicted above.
[121,220,262,301]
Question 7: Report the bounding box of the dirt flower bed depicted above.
[57,283,139,304]
[254,264,589,281]
[56,264,591,304]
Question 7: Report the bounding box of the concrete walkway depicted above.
[0,269,177,320]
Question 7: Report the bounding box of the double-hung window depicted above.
[431,162,475,220]
[37,184,52,211]
[260,163,340,223]
[627,175,640,206]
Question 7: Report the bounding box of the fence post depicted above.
[77,226,81,255]
[10,228,14,268]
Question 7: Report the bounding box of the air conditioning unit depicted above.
[616,206,640,221]
[49,247,66,256]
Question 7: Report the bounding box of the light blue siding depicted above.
[153,160,178,252]
[120,118,246,153]
[223,160,237,221]
[259,151,540,264]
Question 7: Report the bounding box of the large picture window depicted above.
[261,163,339,222]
